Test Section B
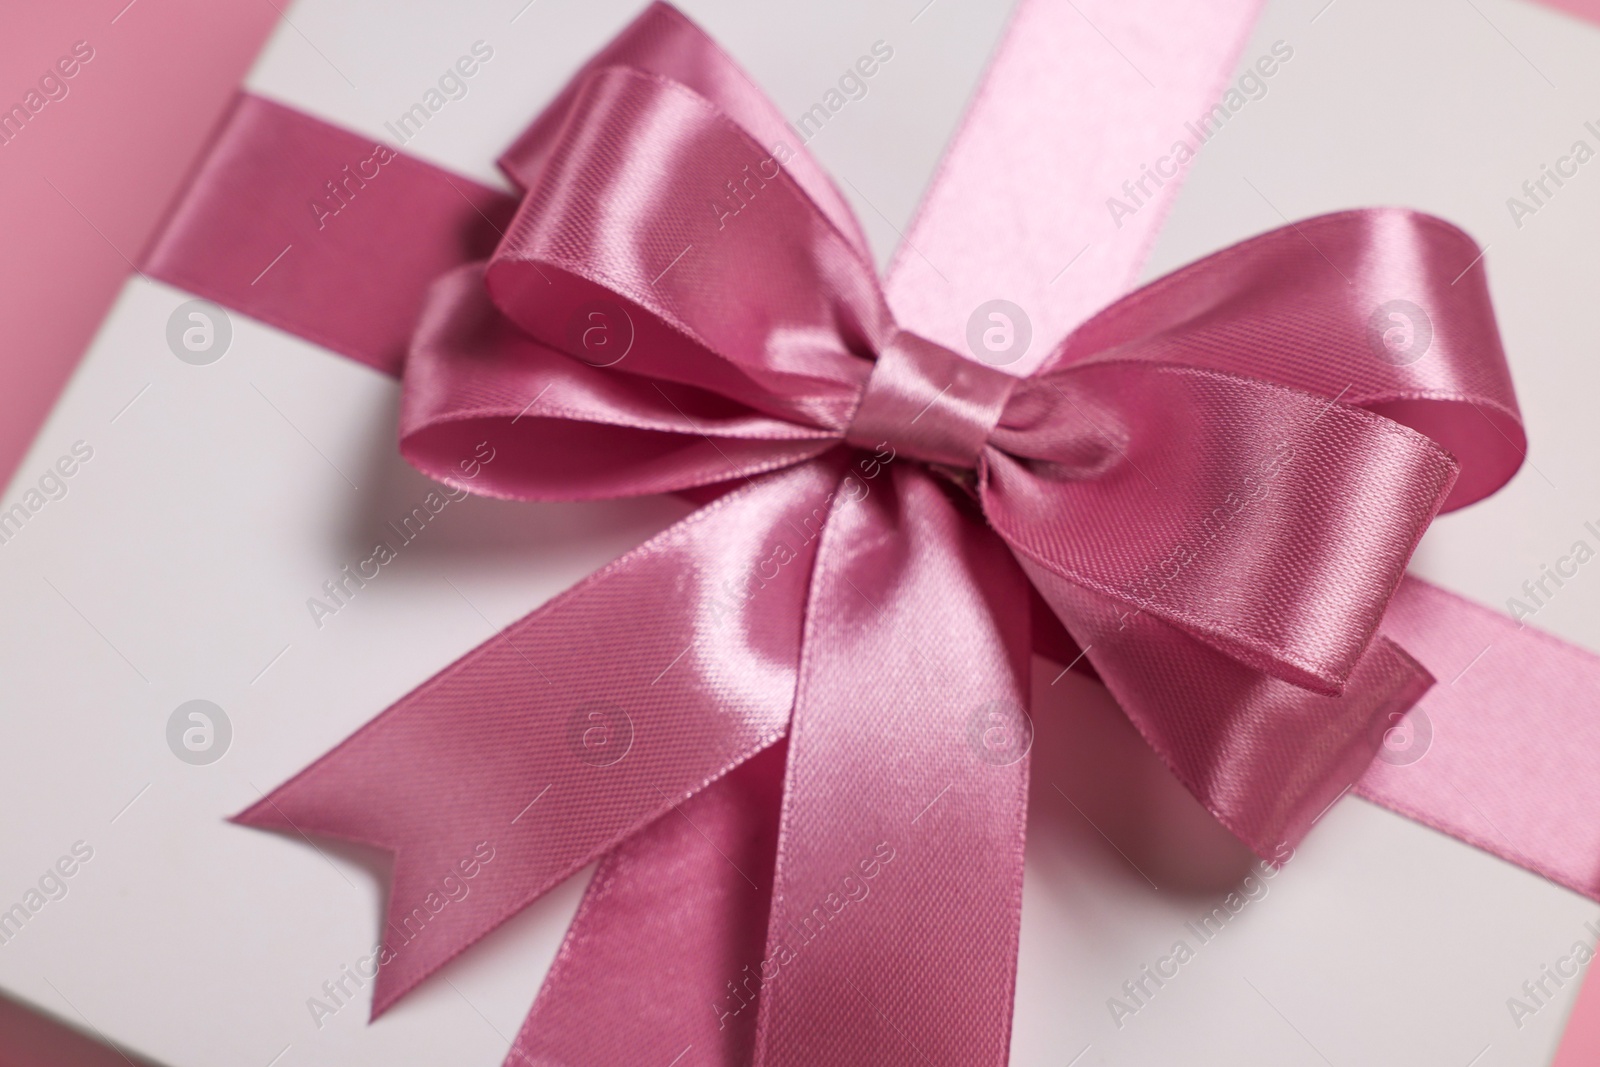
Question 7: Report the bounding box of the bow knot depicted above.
[844,329,1017,469]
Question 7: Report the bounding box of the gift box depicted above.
[3,1,1600,1065]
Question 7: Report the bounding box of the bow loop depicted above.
[496,2,872,262]
[483,62,884,432]
[1042,208,1524,510]
[401,263,839,500]
[985,360,1459,693]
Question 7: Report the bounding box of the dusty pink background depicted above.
[0,0,278,488]
[1537,0,1600,21]
[1555,971,1600,1065]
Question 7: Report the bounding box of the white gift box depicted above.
[2,0,1599,1064]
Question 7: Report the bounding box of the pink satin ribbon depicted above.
[138,3,1600,1064]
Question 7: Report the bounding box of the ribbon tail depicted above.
[1361,575,1600,899]
[753,466,1032,1067]
[234,458,843,1016]
[507,744,786,1067]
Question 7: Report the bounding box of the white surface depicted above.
[0,0,1597,1065]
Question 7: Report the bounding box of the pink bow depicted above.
[213,5,1536,1064]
